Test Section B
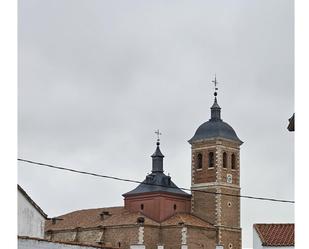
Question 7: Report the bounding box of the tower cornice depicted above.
[191,183,241,190]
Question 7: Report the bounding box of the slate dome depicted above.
[189,119,242,143]
[189,97,242,144]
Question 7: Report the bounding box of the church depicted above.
[45,86,243,249]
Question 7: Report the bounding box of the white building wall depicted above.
[253,229,294,249]
[130,245,146,249]
[18,238,101,249]
[253,229,263,249]
[18,190,46,238]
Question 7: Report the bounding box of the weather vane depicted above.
[155,129,162,142]
[211,74,219,97]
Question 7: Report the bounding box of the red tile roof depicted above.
[254,223,294,246]
[45,206,215,232]
[45,206,159,231]
[162,213,214,228]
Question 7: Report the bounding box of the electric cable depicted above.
[18,158,294,204]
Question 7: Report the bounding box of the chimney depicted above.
[137,217,145,224]
[51,217,63,224]
[100,211,111,220]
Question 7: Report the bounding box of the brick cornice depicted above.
[191,182,240,190]
[215,225,241,232]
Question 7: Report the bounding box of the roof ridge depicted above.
[57,206,124,216]
[135,211,160,224]
[253,224,266,245]
[254,223,294,225]
[253,223,294,246]
[18,185,48,218]
[188,213,215,226]
[176,213,185,224]
[161,212,215,228]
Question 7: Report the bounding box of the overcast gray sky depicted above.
[18,0,294,248]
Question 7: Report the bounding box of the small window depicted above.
[208,152,214,168]
[223,152,227,168]
[140,204,144,210]
[167,176,171,185]
[197,153,203,169]
[173,204,177,210]
[231,154,236,170]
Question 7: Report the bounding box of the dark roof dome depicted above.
[189,96,242,144]
[123,140,190,197]
[122,171,190,197]
[189,119,242,143]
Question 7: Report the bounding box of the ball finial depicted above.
[212,75,219,97]
[155,129,162,145]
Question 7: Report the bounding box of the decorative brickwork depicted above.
[191,137,242,249]
[45,207,216,249]
[44,94,243,249]
[124,192,191,222]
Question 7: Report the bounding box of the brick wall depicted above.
[191,138,241,249]
[187,227,217,249]
[220,188,240,228]
[191,188,217,224]
[125,193,191,222]
[160,226,182,249]
[144,226,160,249]
[46,224,219,249]
[219,228,241,249]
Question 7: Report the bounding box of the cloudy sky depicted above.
[18,0,294,248]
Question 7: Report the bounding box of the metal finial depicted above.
[211,74,219,97]
[155,129,162,144]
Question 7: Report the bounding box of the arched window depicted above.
[208,152,214,168]
[173,204,177,210]
[231,154,236,169]
[140,204,144,210]
[197,153,203,169]
[223,152,227,168]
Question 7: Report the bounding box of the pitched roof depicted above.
[45,206,159,231]
[161,213,214,228]
[18,185,48,218]
[18,236,114,248]
[122,172,191,197]
[254,223,294,246]
[45,207,215,232]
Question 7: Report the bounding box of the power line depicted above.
[18,158,294,204]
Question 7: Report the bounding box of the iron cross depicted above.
[155,129,162,141]
[212,75,219,91]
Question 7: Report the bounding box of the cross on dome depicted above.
[155,129,162,142]
[211,74,219,97]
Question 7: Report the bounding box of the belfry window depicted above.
[223,152,227,168]
[208,152,214,168]
[231,154,236,170]
[197,153,203,169]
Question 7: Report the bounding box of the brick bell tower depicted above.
[189,77,243,249]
